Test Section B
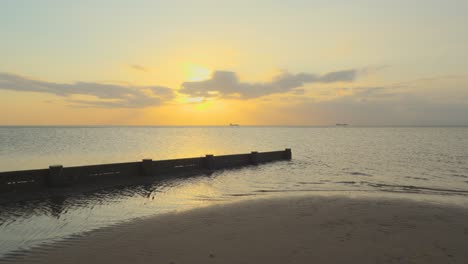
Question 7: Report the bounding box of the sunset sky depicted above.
[1,0,467,126]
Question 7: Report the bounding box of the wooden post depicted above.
[205,154,215,170]
[285,148,292,160]
[250,151,259,165]
[47,165,65,187]
[142,159,153,176]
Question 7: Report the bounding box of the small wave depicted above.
[314,161,331,168]
[254,189,318,193]
[404,176,429,181]
[349,172,372,177]
[191,198,227,202]
[451,174,468,179]
[297,182,324,185]
[336,181,356,184]
[366,183,468,195]
[226,193,258,197]
[254,189,289,193]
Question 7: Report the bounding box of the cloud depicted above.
[282,85,468,126]
[0,72,175,108]
[130,64,149,72]
[180,69,358,99]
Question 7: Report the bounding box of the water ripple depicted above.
[1,127,468,258]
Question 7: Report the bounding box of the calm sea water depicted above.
[1,126,468,258]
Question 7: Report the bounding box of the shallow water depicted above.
[1,126,468,257]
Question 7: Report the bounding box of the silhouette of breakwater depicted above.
[0,149,292,194]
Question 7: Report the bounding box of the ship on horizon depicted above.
[336,123,349,127]
[229,123,240,127]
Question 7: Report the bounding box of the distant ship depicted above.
[336,123,349,127]
[229,123,240,127]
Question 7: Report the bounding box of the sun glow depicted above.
[183,97,212,110]
[186,97,205,103]
[184,64,212,82]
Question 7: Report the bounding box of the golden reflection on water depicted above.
[152,180,226,212]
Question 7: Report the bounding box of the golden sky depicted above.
[1,0,467,126]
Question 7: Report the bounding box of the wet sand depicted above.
[3,195,468,264]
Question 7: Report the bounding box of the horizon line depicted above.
[1,124,467,128]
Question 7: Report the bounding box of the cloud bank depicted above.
[284,85,468,126]
[0,72,174,108]
[180,69,358,99]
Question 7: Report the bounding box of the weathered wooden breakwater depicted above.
[0,149,291,193]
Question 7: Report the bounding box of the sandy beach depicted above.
[4,195,468,264]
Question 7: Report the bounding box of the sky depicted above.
[1,0,467,126]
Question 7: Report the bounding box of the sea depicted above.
[0,126,467,258]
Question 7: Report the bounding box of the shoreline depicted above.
[3,195,468,264]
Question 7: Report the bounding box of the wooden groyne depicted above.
[0,149,292,193]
